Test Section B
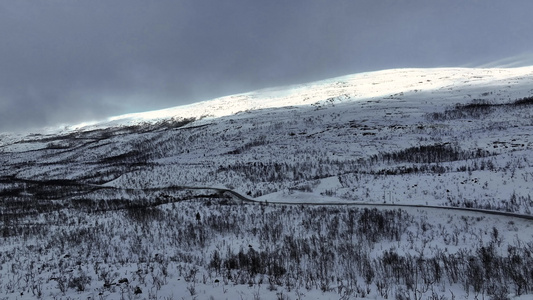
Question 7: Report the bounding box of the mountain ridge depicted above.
[47,66,533,133]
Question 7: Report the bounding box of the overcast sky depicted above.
[1,0,533,132]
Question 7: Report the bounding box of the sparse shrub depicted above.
[68,273,92,292]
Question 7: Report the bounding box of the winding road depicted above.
[4,175,532,221]
[175,185,533,221]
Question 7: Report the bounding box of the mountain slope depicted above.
[99,67,533,126]
[2,67,533,211]
[1,66,533,299]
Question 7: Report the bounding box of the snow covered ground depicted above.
[1,66,533,299]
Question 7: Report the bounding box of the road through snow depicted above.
[171,185,533,221]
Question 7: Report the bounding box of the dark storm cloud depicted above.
[1,0,533,132]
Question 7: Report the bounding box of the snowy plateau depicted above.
[1,67,533,299]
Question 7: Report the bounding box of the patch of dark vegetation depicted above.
[510,95,533,106]
[99,150,149,165]
[45,141,74,149]
[373,164,449,175]
[126,206,163,223]
[154,117,198,129]
[226,135,268,155]
[427,96,533,121]
[427,99,496,121]
[371,143,492,165]
[0,177,231,218]
[74,166,129,185]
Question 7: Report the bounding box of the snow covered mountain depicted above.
[4,66,533,208]
[77,66,533,127]
[1,67,533,299]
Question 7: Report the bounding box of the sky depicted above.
[1,0,533,132]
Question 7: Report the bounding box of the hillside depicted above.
[1,67,533,299]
